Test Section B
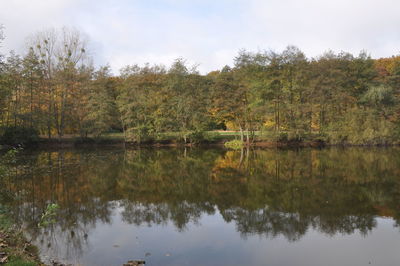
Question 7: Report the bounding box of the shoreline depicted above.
[0,207,43,265]
[2,138,399,150]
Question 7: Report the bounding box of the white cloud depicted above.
[1,0,400,73]
[245,0,400,58]
[0,0,78,51]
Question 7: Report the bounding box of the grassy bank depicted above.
[0,206,42,266]
[2,130,398,149]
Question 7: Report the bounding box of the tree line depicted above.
[1,27,400,144]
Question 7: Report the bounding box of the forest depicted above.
[1,27,400,145]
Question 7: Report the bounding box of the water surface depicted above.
[5,147,400,265]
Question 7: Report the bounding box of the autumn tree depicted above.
[27,27,92,138]
[83,66,120,137]
[211,65,249,142]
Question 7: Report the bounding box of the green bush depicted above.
[38,203,59,228]
[0,126,39,145]
[125,126,155,143]
[224,139,244,149]
[277,132,288,142]
[203,131,221,142]
[324,108,398,145]
[187,130,205,144]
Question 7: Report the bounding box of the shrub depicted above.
[187,130,205,144]
[38,203,60,228]
[0,126,39,145]
[224,139,244,149]
[324,108,397,145]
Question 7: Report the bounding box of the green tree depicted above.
[84,66,120,137]
[117,64,167,143]
[211,66,248,142]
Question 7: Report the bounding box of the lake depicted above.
[4,147,400,266]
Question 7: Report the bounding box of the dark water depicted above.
[4,147,400,266]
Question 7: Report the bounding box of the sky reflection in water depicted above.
[7,147,400,266]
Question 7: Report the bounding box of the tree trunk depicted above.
[239,124,244,142]
[245,126,250,145]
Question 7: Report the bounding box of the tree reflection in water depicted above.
[4,147,400,262]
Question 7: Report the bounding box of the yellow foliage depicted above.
[225,121,238,130]
[311,121,320,131]
[263,119,275,129]
[374,56,400,78]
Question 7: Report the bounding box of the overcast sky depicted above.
[1,0,400,73]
